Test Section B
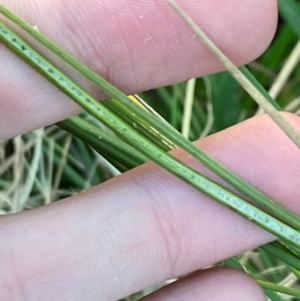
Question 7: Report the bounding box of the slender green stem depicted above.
[1,4,299,231]
[258,280,300,297]
[103,99,176,151]
[225,254,300,299]
[261,242,300,271]
[57,116,147,170]
[2,21,300,248]
[182,78,196,138]
[240,66,281,110]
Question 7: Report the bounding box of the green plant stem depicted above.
[261,242,300,271]
[1,4,299,231]
[258,280,300,298]
[57,116,147,171]
[1,4,298,231]
[240,66,281,110]
[103,99,176,151]
[2,21,300,249]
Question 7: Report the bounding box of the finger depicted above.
[2,113,298,301]
[0,0,277,138]
[141,267,265,301]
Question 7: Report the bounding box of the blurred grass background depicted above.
[1,0,300,300]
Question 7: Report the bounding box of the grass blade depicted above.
[57,116,147,171]
[2,4,300,231]
[2,21,300,249]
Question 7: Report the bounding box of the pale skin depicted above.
[1,0,298,300]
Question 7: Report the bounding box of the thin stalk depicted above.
[129,94,169,123]
[2,3,298,231]
[261,242,300,271]
[2,21,300,248]
[57,116,147,170]
[168,0,300,149]
[182,78,196,138]
[200,76,214,138]
[226,251,300,299]
[103,99,176,151]
[258,280,300,298]
[1,5,298,231]
[256,39,300,115]
[240,66,281,110]
[268,40,300,99]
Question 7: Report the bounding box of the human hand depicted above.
[1,1,292,300]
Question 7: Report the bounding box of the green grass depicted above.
[2,1,300,300]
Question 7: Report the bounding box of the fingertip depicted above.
[167,0,278,73]
[218,0,278,64]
